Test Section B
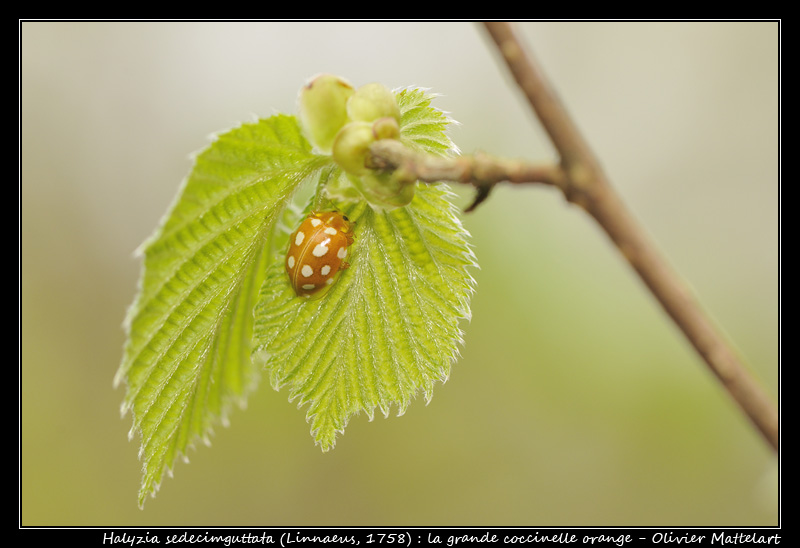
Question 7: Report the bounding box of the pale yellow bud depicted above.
[332,121,375,176]
[346,83,401,124]
[298,74,354,153]
[372,117,400,141]
[349,172,416,211]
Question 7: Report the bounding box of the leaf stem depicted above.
[371,22,779,453]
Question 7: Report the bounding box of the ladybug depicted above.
[285,210,355,298]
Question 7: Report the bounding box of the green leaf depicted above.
[115,114,322,507]
[394,87,455,154]
[252,89,476,450]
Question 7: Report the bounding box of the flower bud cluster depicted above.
[298,74,414,209]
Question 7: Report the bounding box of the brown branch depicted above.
[369,140,566,189]
[374,22,779,453]
[483,22,778,452]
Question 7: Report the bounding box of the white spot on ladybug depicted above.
[287,256,295,269]
[310,218,322,227]
[301,264,313,277]
[325,278,334,285]
[295,231,305,246]
[324,227,337,236]
[337,247,347,259]
[312,242,329,257]
[302,284,316,290]
[321,265,331,276]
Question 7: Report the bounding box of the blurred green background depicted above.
[21,22,779,526]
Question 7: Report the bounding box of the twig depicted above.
[370,23,779,453]
[484,22,779,453]
[369,141,565,188]
[368,140,566,210]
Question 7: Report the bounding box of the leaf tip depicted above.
[119,399,131,419]
[112,368,124,389]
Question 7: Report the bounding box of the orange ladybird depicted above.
[285,211,355,298]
